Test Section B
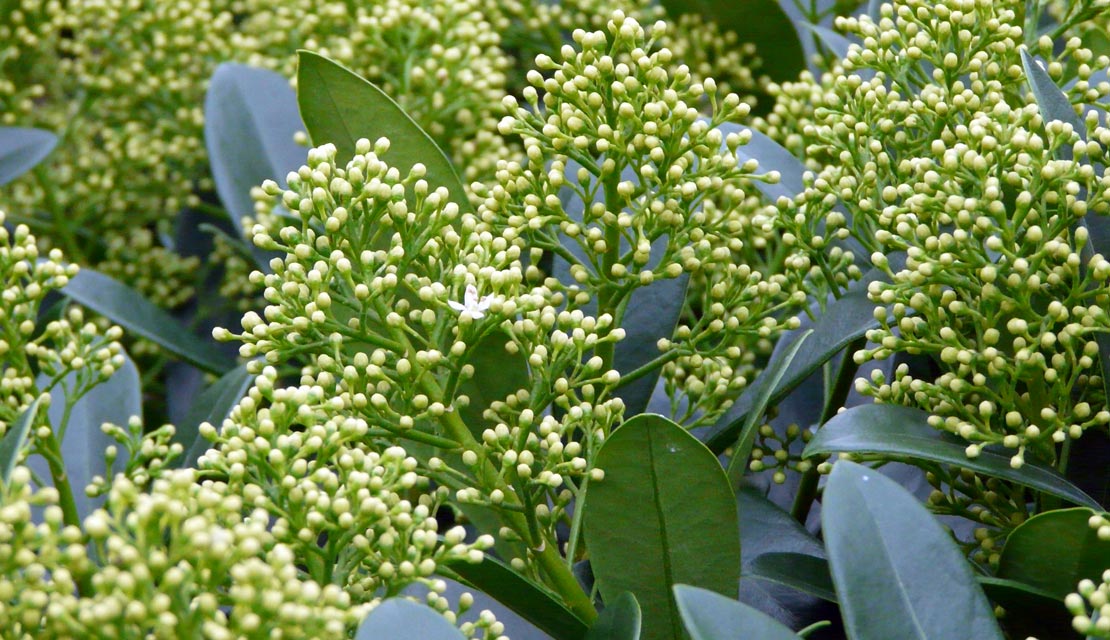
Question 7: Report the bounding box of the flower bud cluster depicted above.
[748,421,815,484]
[483,13,807,425]
[924,467,1028,564]
[196,371,494,601]
[759,0,1110,469]
[0,211,80,432]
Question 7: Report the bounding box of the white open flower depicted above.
[448,284,492,319]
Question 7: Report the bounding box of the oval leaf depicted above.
[584,414,740,640]
[445,555,589,640]
[998,507,1110,599]
[803,404,1100,509]
[205,63,306,236]
[0,398,43,485]
[61,268,233,374]
[823,460,1004,640]
[296,51,469,209]
[673,585,800,640]
[174,363,255,468]
[0,127,57,186]
[585,592,641,640]
[706,256,906,454]
[355,598,464,640]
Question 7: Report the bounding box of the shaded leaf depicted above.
[204,63,306,236]
[726,329,814,490]
[354,598,465,640]
[614,275,689,415]
[747,552,837,604]
[446,555,589,640]
[62,268,233,375]
[0,398,43,485]
[658,0,804,85]
[1022,49,1085,152]
[0,127,57,186]
[998,507,1110,599]
[174,363,255,468]
[798,23,855,62]
[584,414,740,640]
[706,257,906,454]
[673,585,800,640]
[722,122,807,204]
[585,592,641,640]
[455,331,530,439]
[823,461,1004,640]
[296,51,469,208]
[803,404,1100,509]
[978,577,1073,640]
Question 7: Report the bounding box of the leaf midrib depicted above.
[646,427,683,640]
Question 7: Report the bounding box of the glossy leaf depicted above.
[446,555,589,640]
[62,268,233,375]
[33,355,142,519]
[726,329,814,490]
[585,592,641,640]
[803,404,1100,509]
[998,508,1110,599]
[584,414,740,640]
[296,51,469,209]
[706,257,905,454]
[0,398,43,485]
[354,598,465,640]
[673,585,800,640]
[823,461,1004,640]
[174,363,255,468]
[747,552,837,604]
[0,127,57,185]
[658,0,804,85]
[204,63,306,236]
[455,331,530,439]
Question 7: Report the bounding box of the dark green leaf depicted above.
[998,507,1110,599]
[706,257,905,454]
[584,414,740,640]
[34,355,141,519]
[978,577,1073,640]
[296,51,469,209]
[455,331,530,439]
[1066,426,1110,508]
[62,268,233,375]
[0,398,43,485]
[585,592,641,640]
[726,329,814,490]
[354,598,465,640]
[803,404,1101,509]
[673,585,800,640]
[0,127,57,186]
[823,460,1004,640]
[747,553,837,604]
[446,555,589,640]
[615,274,689,415]
[204,63,306,236]
[658,1,804,85]
[174,363,255,468]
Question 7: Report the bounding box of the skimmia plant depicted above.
[0,0,1108,639]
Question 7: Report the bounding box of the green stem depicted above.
[40,424,93,595]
